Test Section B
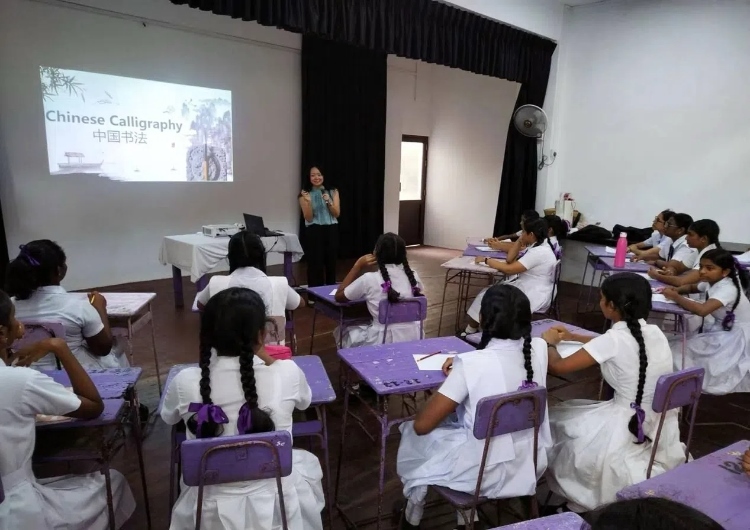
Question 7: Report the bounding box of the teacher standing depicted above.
[299,166,340,287]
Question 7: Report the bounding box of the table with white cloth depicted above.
[159,232,304,308]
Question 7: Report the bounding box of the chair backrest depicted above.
[13,320,66,370]
[377,297,427,325]
[473,386,547,440]
[647,367,704,479]
[550,260,563,302]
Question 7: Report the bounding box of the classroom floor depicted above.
[95,246,749,530]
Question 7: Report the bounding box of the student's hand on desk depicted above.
[549,324,574,342]
[662,287,680,300]
[441,357,454,376]
[742,449,750,477]
[89,291,107,312]
[542,328,563,346]
[647,268,664,279]
[356,254,377,269]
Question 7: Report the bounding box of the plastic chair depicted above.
[647,367,704,478]
[377,297,427,344]
[429,387,548,529]
[180,431,293,530]
[13,320,66,370]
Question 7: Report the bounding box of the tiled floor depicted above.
[75,246,748,529]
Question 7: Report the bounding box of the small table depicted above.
[305,285,370,353]
[71,292,161,393]
[35,397,151,530]
[159,232,304,308]
[492,511,587,529]
[463,244,508,260]
[617,440,750,529]
[438,256,504,335]
[598,257,651,273]
[335,336,475,530]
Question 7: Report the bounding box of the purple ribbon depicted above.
[18,245,40,266]
[412,286,421,296]
[188,402,228,435]
[381,280,392,293]
[722,311,736,331]
[518,380,538,390]
[630,402,646,443]
[237,403,253,434]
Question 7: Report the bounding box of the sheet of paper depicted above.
[637,273,651,280]
[556,341,584,358]
[413,353,454,371]
[606,246,616,253]
[737,250,750,264]
[475,246,493,252]
[329,289,337,296]
[651,293,676,304]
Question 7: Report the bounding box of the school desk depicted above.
[492,511,587,529]
[70,292,161,393]
[336,336,475,530]
[159,232,303,308]
[617,440,750,530]
[576,245,633,312]
[438,256,505,335]
[463,243,509,260]
[35,398,152,530]
[464,318,598,346]
[305,284,371,353]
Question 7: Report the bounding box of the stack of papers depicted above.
[475,246,493,252]
[651,293,676,304]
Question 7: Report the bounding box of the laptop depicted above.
[243,213,282,238]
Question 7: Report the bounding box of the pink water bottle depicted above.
[614,232,628,268]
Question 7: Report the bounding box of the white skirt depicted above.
[0,468,135,530]
[671,324,750,395]
[74,338,130,370]
[169,449,324,530]
[546,398,685,512]
[334,322,422,349]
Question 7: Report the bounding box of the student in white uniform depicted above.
[7,240,126,370]
[334,232,424,348]
[0,290,135,529]
[651,213,695,271]
[465,218,558,334]
[195,231,303,317]
[662,249,750,394]
[649,219,719,287]
[397,284,551,530]
[543,214,569,258]
[630,209,674,261]
[161,288,324,530]
[486,209,540,253]
[543,273,684,512]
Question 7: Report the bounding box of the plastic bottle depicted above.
[614,232,628,268]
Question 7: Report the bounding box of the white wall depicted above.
[555,0,750,242]
[0,0,302,289]
[424,68,519,249]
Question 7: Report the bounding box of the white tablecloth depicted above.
[159,233,304,282]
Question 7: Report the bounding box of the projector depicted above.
[202,224,244,238]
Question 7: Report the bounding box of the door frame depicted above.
[400,134,429,245]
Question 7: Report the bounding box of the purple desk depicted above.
[463,244,508,260]
[494,512,588,529]
[45,367,142,399]
[306,285,370,353]
[335,336,475,529]
[576,246,619,313]
[617,440,750,529]
[465,318,598,346]
[598,257,651,273]
[34,397,151,529]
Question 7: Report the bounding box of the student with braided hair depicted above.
[161,288,324,530]
[396,285,551,530]
[542,273,683,512]
[335,232,424,347]
[662,248,750,394]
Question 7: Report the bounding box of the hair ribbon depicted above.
[18,245,40,266]
[518,380,538,390]
[188,402,228,435]
[630,402,646,443]
[237,403,253,434]
[381,280,392,293]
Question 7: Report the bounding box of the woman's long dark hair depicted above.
[5,240,66,300]
[478,284,534,387]
[701,248,749,331]
[228,231,266,273]
[374,232,421,303]
[600,273,652,444]
[187,287,275,438]
[523,218,556,255]
[590,498,724,530]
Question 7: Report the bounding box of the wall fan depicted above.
[512,104,557,170]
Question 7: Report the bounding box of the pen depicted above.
[417,350,443,362]
[89,294,96,304]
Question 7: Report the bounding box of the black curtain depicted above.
[300,35,387,259]
[0,199,7,284]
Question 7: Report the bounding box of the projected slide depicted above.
[40,66,233,182]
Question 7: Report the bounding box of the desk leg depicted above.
[454,271,467,333]
[437,270,450,336]
[103,463,116,530]
[309,310,318,355]
[283,251,295,286]
[149,303,163,395]
[334,377,351,507]
[680,315,687,370]
[130,390,153,529]
[172,266,184,309]
[319,405,333,530]
[375,398,389,530]
[575,254,590,313]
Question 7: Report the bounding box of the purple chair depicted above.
[180,431,294,530]
[647,366,704,478]
[377,297,428,344]
[168,422,188,516]
[13,320,66,370]
[430,387,548,529]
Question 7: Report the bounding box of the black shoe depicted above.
[139,404,150,425]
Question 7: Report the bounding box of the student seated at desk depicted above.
[542,273,684,512]
[0,290,135,530]
[589,498,724,530]
[6,240,126,370]
[629,209,674,261]
[464,218,558,334]
[334,233,424,348]
[543,214,568,257]
[662,249,750,394]
[396,285,551,530]
[648,219,719,287]
[486,209,540,253]
[161,288,324,530]
[195,231,303,318]
[647,213,694,270]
